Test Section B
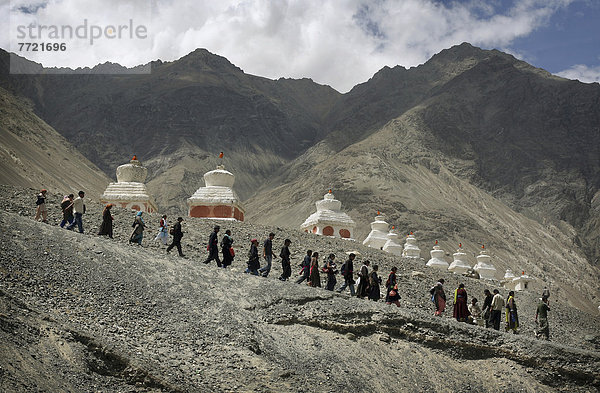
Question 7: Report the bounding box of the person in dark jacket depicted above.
[296,250,312,284]
[97,204,114,238]
[279,239,292,281]
[166,217,185,257]
[203,226,221,266]
[221,229,234,268]
[259,232,277,277]
[60,194,74,228]
[482,289,493,328]
[368,265,382,300]
[129,211,145,245]
[336,253,356,296]
[386,284,401,307]
[384,267,397,303]
[309,252,321,287]
[323,254,337,290]
[246,239,260,275]
[356,260,370,298]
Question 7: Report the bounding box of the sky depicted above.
[2,0,599,92]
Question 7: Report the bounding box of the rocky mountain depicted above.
[1,43,599,313]
[0,86,110,197]
[1,186,599,392]
[0,49,341,208]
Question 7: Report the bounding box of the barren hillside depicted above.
[1,186,599,392]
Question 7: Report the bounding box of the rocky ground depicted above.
[1,185,599,392]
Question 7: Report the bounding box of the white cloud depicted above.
[556,64,600,83]
[2,0,575,91]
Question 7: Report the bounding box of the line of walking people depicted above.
[431,279,551,339]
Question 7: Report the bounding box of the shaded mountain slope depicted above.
[0,49,341,210]
[245,106,600,314]
[0,87,110,197]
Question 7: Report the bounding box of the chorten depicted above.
[362,212,389,249]
[402,232,421,258]
[300,190,355,239]
[501,269,517,291]
[426,240,449,270]
[513,271,532,291]
[100,156,157,212]
[188,158,245,221]
[382,226,403,256]
[473,245,497,280]
[448,243,471,274]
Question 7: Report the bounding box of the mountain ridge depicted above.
[1,43,599,312]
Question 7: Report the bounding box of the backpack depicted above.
[340,262,347,276]
[429,286,436,295]
[169,227,175,236]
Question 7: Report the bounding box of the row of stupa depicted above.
[98,157,531,290]
[100,156,244,220]
[426,240,531,289]
[360,213,532,289]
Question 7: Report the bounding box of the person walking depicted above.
[67,191,85,233]
[453,283,470,322]
[309,252,321,287]
[97,204,114,238]
[432,279,446,316]
[259,232,276,277]
[336,253,356,296]
[59,194,74,228]
[490,289,505,330]
[323,254,337,290]
[481,289,493,328]
[203,226,221,266]
[166,217,185,257]
[129,211,145,245]
[35,189,48,223]
[279,239,292,281]
[221,229,234,268]
[535,295,551,340]
[245,239,260,275]
[505,291,519,333]
[384,267,397,303]
[386,284,401,307]
[368,264,382,301]
[356,260,370,298]
[295,250,312,284]
[154,215,169,245]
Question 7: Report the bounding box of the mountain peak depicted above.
[175,48,243,73]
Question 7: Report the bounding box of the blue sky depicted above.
[501,0,600,79]
[3,0,599,91]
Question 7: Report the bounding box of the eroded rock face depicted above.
[1,186,599,392]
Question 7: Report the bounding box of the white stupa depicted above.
[300,190,355,239]
[448,243,471,274]
[502,269,517,291]
[100,156,157,213]
[513,271,533,291]
[426,240,449,270]
[362,212,389,249]
[187,158,245,221]
[473,245,497,280]
[402,232,421,258]
[382,226,403,256]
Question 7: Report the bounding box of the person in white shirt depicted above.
[67,191,85,233]
[490,289,505,330]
